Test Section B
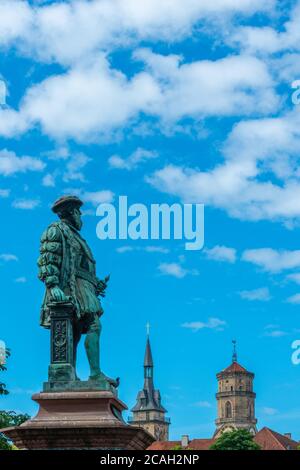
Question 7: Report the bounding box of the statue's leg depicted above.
[85,314,102,379]
[73,321,82,380]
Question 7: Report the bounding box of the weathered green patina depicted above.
[38,195,118,393]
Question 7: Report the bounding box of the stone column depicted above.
[45,301,76,390]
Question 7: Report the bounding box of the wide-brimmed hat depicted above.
[51,195,83,214]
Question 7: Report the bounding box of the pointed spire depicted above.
[144,323,154,368]
[131,325,167,414]
[232,339,237,363]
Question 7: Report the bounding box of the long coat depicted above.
[38,221,103,328]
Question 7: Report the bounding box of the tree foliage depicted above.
[210,429,261,451]
[0,348,10,396]
[0,348,30,450]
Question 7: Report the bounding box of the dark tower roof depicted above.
[144,337,154,367]
[131,334,167,413]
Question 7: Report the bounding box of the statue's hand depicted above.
[96,275,110,298]
[50,286,68,302]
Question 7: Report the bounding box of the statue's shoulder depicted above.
[41,222,63,243]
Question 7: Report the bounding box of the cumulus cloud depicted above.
[0,189,10,197]
[81,189,114,206]
[287,293,300,305]
[242,248,300,273]
[261,407,278,415]
[12,198,40,210]
[135,49,279,120]
[0,0,274,65]
[117,245,169,254]
[147,106,300,223]
[4,57,159,142]
[239,287,271,301]
[0,49,279,143]
[204,245,236,263]
[231,2,300,55]
[181,317,226,331]
[42,173,56,187]
[14,276,27,283]
[63,153,91,182]
[286,273,300,285]
[0,254,18,262]
[109,147,157,170]
[193,401,212,408]
[0,149,45,176]
[263,324,287,337]
[158,262,198,278]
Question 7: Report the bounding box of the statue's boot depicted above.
[85,330,101,379]
[85,331,119,387]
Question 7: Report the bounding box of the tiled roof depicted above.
[220,361,249,374]
[148,439,215,450]
[254,427,298,450]
[148,428,299,451]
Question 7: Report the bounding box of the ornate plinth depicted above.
[2,391,154,450]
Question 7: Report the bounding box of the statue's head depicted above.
[52,195,83,231]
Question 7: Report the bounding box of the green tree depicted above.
[0,347,10,396]
[0,348,30,450]
[210,429,261,451]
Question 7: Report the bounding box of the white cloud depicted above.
[81,189,114,206]
[109,147,157,170]
[0,48,279,143]
[193,401,212,408]
[63,153,90,182]
[12,198,40,210]
[264,330,287,337]
[42,173,56,187]
[14,276,27,283]
[261,407,278,416]
[0,0,274,66]
[239,287,271,301]
[231,3,300,55]
[204,245,236,263]
[0,254,18,262]
[8,57,159,142]
[181,317,226,331]
[145,246,170,254]
[0,189,10,197]
[147,107,300,223]
[286,273,300,285]
[117,245,169,254]
[287,293,300,305]
[135,49,279,120]
[158,262,198,278]
[0,149,45,176]
[242,248,300,273]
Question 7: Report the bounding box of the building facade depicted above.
[130,334,170,441]
[214,342,257,438]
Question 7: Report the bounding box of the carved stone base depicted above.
[43,377,116,394]
[1,391,154,450]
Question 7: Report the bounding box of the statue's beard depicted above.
[73,219,82,230]
[64,216,82,230]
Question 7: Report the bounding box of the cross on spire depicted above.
[232,339,237,363]
[146,322,150,337]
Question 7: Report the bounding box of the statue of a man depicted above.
[37,195,109,381]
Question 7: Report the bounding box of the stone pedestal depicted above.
[2,391,154,450]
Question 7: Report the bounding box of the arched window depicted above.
[225,401,232,418]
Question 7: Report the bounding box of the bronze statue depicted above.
[38,195,110,382]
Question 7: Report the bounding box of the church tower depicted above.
[130,328,170,441]
[214,341,257,438]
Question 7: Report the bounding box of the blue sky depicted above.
[2,0,300,441]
